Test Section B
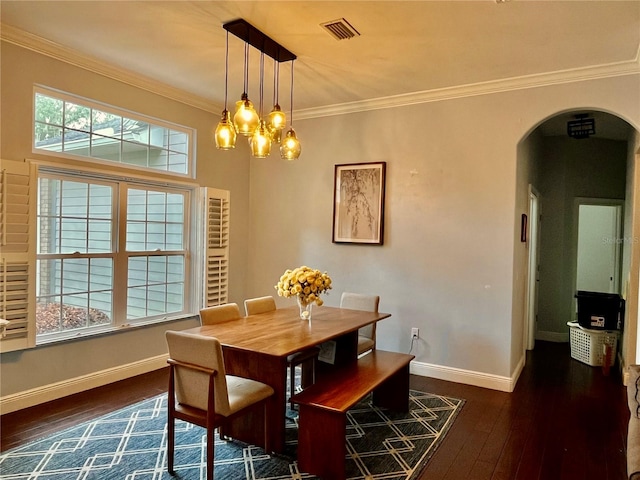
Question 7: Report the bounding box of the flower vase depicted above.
[297,297,313,320]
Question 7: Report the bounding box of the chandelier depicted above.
[215,19,301,160]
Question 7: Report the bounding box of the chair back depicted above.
[244,295,277,316]
[199,303,241,325]
[340,292,380,338]
[165,330,231,416]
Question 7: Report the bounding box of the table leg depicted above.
[222,348,287,453]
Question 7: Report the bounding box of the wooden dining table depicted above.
[182,305,391,453]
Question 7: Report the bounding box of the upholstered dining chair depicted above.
[165,330,274,480]
[244,295,319,403]
[340,292,380,355]
[199,303,241,325]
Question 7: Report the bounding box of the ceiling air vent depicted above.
[320,18,360,41]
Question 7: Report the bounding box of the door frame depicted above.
[524,185,541,351]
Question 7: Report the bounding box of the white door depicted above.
[576,203,622,294]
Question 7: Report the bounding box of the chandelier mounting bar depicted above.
[223,18,297,63]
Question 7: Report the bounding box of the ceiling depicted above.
[1,1,639,137]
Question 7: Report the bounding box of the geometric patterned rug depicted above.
[0,390,464,480]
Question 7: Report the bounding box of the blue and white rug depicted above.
[0,390,464,479]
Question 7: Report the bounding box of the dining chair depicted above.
[165,330,274,480]
[199,303,241,325]
[244,295,319,403]
[340,292,380,355]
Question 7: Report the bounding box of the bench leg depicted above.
[297,405,346,480]
[372,363,410,412]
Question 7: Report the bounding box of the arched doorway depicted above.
[516,109,639,375]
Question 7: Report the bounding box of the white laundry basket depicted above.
[567,321,618,367]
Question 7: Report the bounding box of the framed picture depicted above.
[521,213,528,243]
[332,162,386,245]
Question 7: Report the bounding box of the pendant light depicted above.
[250,52,272,158]
[280,60,301,160]
[268,59,286,142]
[233,42,259,136]
[214,31,237,149]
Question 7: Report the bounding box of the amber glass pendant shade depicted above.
[233,94,260,136]
[268,104,286,132]
[280,128,301,160]
[269,125,282,144]
[250,120,272,158]
[214,110,237,149]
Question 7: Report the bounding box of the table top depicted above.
[183,305,391,358]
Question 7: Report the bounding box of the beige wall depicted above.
[246,76,640,384]
[1,39,639,400]
[626,131,640,367]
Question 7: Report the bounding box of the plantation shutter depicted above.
[0,160,36,352]
[203,187,229,307]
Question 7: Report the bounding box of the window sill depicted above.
[35,314,199,347]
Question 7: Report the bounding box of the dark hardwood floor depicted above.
[1,341,630,479]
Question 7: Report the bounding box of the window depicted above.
[0,89,229,351]
[36,172,191,340]
[33,87,193,177]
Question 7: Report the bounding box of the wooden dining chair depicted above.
[199,303,241,325]
[340,292,380,355]
[165,330,274,480]
[244,295,319,403]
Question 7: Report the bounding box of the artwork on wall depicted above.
[332,162,386,245]
[521,213,528,243]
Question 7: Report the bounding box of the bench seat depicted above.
[291,349,414,479]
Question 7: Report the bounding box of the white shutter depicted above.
[203,188,229,307]
[0,160,36,352]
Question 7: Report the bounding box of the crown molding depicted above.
[3,24,639,121]
[0,24,217,113]
[294,58,640,121]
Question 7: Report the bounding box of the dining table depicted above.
[182,304,391,453]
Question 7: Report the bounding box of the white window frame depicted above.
[35,166,197,344]
[32,85,195,179]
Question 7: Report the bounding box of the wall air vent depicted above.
[320,18,360,40]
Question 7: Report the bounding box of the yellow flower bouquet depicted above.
[275,266,332,319]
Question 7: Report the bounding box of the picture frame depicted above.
[521,213,528,243]
[332,162,386,245]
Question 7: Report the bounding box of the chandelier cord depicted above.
[273,60,279,106]
[243,42,249,95]
[259,52,265,117]
[289,60,295,126]
[224,31,229,110]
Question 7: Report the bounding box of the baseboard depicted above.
[410,356,524,393]
[0,354,168,414]
[536,330,570,343]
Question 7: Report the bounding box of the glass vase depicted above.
[297,296,313,320]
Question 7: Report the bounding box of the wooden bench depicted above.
[290,349,415,480]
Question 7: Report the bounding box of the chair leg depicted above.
[289,363,296,407]
[300,357,315,389]
[206,425,215,480]
[167,415,175,474]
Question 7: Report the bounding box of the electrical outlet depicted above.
[411,327,419,339]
